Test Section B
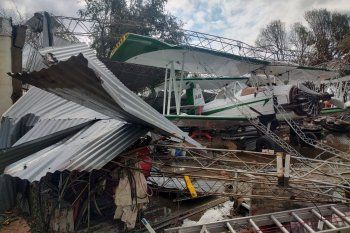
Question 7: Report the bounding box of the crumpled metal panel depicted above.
[0,121,93,173]
[4,119,147,182]
[12,118,93,146]
[9,44,200,147]
[0,175,17,213]
[0,87,108,148]
[2,87,107,121]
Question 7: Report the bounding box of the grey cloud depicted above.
[168,0,350,45]
[2,0,84,20]
[2,0,350,46]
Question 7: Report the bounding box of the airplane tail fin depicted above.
[193,84,205,106]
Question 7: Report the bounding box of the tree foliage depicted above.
[78,0,184,57]
[255,20,288,60]
[330,12,350,57]
[256,9,350,66]
[305,9,350,64]
[289,22,313,65]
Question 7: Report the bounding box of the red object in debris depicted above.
[137,147,150,157]
[324,100,332,108]
[190,130,213,140]
[137,147,152,177]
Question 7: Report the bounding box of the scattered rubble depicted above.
[1,11,350,233]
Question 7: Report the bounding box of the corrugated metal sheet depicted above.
[0,175,18,213]
[9,43,201,147]
[2,87,107,120]
[0,87,108,148]
[12,118,93,146]
[4,119,147,182]
[0,121,94,173]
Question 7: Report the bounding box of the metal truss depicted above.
[165,204,350,233]
[178,28,350,163]
[179,33,350,201]
[47,14,305,63]
[182,30,303,63]
[116,146,350,204]
[23,12,350,205]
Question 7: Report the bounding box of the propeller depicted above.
[330,97,345,109]
[299,83,345,109]
[297,83,322,97]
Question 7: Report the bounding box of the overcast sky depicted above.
[2,0,350,45]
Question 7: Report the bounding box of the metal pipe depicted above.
[156,144,350,168]
[163,67,168,115]
[311,209,336,230]
[291,212,315,233]
[271,215,289,233]
[330,206,350,225]
[249,219,262,233]
[226,222,237,233]
[0,18,13,115]
[167,62,173,115]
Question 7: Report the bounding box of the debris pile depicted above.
[1,12,350,233]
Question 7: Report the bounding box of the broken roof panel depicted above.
[4,119,147,182]
[9,44,200,147]
[0,121,92,173]
[102,59,165,93]
[12,118,93,146]
[2,87,107,121]
[0,87,108,148]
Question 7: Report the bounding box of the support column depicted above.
[166,62,174,115]
[0,18,13,116]
[276,152,284,186]
[11,25,26,103]
[162,67,168,115]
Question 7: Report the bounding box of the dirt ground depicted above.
[0,216,30,233]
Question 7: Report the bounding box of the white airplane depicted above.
[110,33,342,131]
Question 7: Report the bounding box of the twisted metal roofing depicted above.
[4,119,147,182]
[0,87,108,148]
[9,43,200,147]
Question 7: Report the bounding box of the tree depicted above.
[255,20,288,61]
[330,12,350,57]
[304,9,333,63]
[289,22,313,65]
[304,9,350,64]
[78,0,184,58]
[339,35,350,63]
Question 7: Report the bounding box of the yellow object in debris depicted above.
[184,175,197,198]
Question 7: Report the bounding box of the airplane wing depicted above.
[110,33,268,77]
[256,61,337,83]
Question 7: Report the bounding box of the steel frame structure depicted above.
[22,12,350,209]
[165,204,350,233]
[114,145,350,204]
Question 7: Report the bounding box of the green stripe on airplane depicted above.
[110,33,269,65]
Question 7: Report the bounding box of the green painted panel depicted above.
[110,33,174,61]
[110,33,269,65]
[320,108,346,114]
